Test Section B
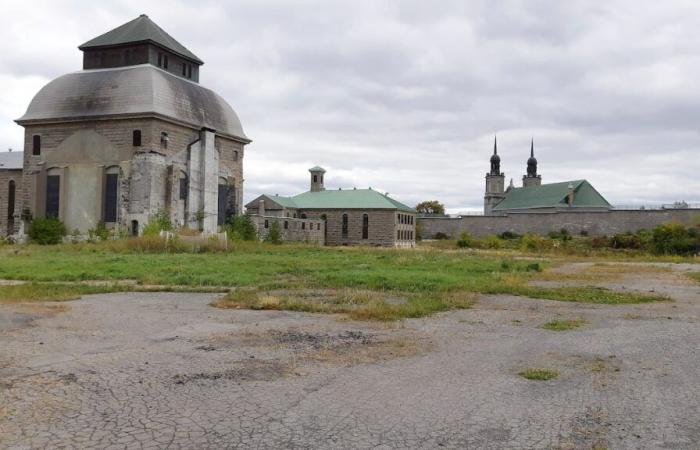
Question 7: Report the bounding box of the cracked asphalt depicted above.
[1,263,699,449]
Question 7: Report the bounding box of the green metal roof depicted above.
[493,180,612,211]
[259,189,414,212]
[79,14,203,64]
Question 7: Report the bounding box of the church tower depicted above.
[309,166,326,192]
[484,136,506,215]
[522,139,542,187]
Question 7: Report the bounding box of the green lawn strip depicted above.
[484,282,669,304]
[0,283,129,304]
[540,319,587,331]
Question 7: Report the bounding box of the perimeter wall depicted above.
[419,209,700,239]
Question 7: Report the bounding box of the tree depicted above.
[415,200,445,215]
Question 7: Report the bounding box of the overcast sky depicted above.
[1,0,699,212]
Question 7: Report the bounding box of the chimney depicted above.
[258,199,266,216]
[567,183,575,206]
[309,166,326,192]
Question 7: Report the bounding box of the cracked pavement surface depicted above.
[1,263,699,449]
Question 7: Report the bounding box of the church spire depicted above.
[494,135,498,155]
[527,138,537,177]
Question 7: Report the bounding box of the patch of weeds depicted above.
[540,318,587,331]
[0,283,130,304]
[212,288,476,321]
[689,272,700,284]
[518,368,559,381]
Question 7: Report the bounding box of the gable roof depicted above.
[493,180,612,211]
[247,189,415,212]
[0,151,23,170]
[79,14,203,64]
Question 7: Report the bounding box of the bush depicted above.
[499,231,521,240]
[226,215,257,241]
[652,223,700,255]
[142,210,173,236]
[547,228,572,241]
[28,217,67,245]
[264,221,282,245]
[520,234,553,252]
[456,231,474,248]
[87,221,110,242]
[590,236,610,249]
[482,235,503,249]
[434,232,450,240]
[610,232,646,250]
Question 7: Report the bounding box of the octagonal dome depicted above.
[16,64,248,141]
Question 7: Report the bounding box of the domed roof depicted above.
[16,65,248,141]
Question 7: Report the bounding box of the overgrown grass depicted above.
[518,368,559,381]
[0,283,128,304]
[211,288,476,321]
[0,243,670,319]
[689,273,700,283]
[540,318,587,331]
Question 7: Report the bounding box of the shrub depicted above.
[610,232,646,250]
[456,231,474,248]
[482,235,503,249]
[520,234,553,252]
[547,228,572,241]
[590,236,610,249]
[264,221,282,244]
[434,232,450,240]
[142,210,173,236]
[499,231,521,240]
[88,221,110,242]
[226,215,257,241]
[28,217,67,245]
[652,223,700,255]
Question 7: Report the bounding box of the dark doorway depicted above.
[46,175,60,218]
[218,184,236,226]
[131,220,139,237]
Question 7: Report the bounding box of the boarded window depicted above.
[46,175,60,218]
[104,173,118,223]
[32,135,41,156]
[342,214,348,238]
[362,214,369,239]
[132,130,141,146]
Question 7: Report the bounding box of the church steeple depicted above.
[489,135,501,175]
[523,138,542,187]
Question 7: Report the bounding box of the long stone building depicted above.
[6,14,250,237]
[246,166,417,247]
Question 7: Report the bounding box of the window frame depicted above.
[32,135,41,156]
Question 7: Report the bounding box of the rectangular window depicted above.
[362,214,369,239]
[46,175,60,218]
[182,64,187,76]
[188,65,192,79]
[132,130,141,147]
[163,55,169,69]
[342,214,348,238]
[104,173,118,223]
[264,220,269,228]
[158,53,162,67]
[32,135,41,156]
[284,221,288,229]
[397,229,400,240]
[302,222,306,230]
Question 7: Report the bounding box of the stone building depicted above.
[246,167,416,247]
[0,151,23,237]
[12,14,250,236]
[484,137,611,215]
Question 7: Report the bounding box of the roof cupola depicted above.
[309,166,326,192]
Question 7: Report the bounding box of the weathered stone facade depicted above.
[419,208,700,239]
[250,215,324,245]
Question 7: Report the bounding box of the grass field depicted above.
[0,241,672,319]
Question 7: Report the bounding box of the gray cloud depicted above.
[1,0,698,212]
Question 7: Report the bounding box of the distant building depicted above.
[484,137,611,215]
[246,167,416,247]
[9,14,250,237]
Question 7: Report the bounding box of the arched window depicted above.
[32,135,41,156]
[342,214,348,238]
[45,168,61,218]
[233,150,239,161]
[362,214,369,239]
[132,130,142,147]
[104,167,119,223]
[7,180,16,234]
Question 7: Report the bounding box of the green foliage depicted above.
[415,200,445,215]
[547,228,572,241]
[482,235,503,249]
[264,221,282,244]
[456,231,474,248]
[142,210,173,236]
[88,222,110,242]
[226,215,258,241]
[433,232,450,240]
[652,223,700,255]
[520,234,553,252]
[519,368,558,381]
[499,231,521,240]
[28,217,67,245]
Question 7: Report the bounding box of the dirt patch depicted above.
[269,330,374,350]
[557,407,611,450]
[173,359,290,384]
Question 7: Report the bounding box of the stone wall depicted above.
[250,215,324,245]
[0,169,23,237]
[419,209,700,239]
